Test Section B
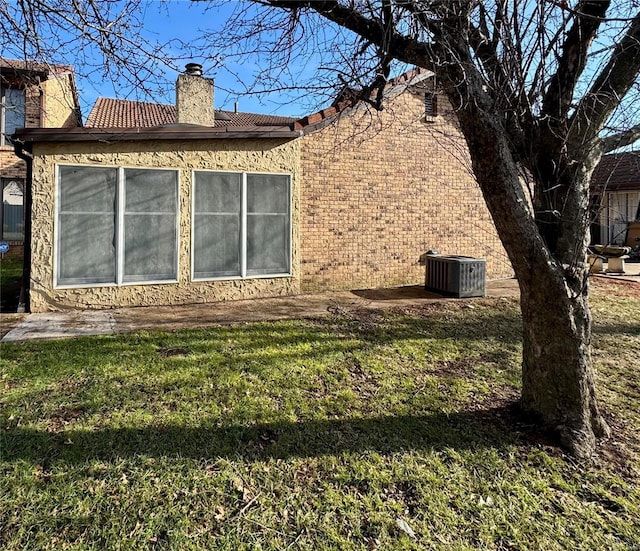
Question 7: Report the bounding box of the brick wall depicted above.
[299,85,513,292]
[0,75,42,180]
[42,73,80,128]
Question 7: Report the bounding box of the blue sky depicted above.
[75,1,321,120]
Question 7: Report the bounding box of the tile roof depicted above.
[85,67,432,132]
[591,152,640,191]
[85,97,296,129]
[86,98,176,128]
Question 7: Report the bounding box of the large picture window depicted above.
[193,171,291,280]
[56,165,178,287]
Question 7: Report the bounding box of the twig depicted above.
[236,491,262,517]
[283,529,304,550]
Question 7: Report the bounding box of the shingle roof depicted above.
[591,152,640,192]
[85,97,296,129]
[0,58,74,75]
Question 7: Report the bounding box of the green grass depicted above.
[1,293,639,550]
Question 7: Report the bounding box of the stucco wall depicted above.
[29,138,301,312]
[300,86,513,292]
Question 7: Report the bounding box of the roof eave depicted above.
[12,125,302,144]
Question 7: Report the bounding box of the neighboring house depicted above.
[590,152,640,246]
[13,64,511,312]
[1,58,81,251]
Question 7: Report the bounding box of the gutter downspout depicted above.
[13,140,33,313]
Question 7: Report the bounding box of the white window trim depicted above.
[191,169,293,282]
[54,163,180,289]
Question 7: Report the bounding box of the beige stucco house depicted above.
[13,65,512,313]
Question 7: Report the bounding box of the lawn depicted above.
[1,282,639,550]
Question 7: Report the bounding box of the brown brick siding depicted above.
[0,153,26,180]
[300,87,513,292]
[1,76,42,180]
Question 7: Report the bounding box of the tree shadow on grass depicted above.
[2,406,523,466]
[593,322,640,337]
[2,308,524,382]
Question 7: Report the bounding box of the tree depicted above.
[208,0,640,458]
[5,0,640,457]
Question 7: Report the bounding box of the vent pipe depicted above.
[185,63,203,77]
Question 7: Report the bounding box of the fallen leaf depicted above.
[395,518,416,538]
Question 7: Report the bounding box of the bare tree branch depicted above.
[600,123,640,152]
[541,0,610,122]
[569,9,640,145]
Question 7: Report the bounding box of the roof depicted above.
[591,152,640,192]
[13,67,431,144]
[85,97,297,129]
[292,67,434,133]
[85,66,433,133]
[0,58,74,77]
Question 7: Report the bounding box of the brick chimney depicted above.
[176,63,214,126]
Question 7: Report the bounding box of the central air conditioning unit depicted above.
[425,255,486,298]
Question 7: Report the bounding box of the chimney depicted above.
[176,63,214,126]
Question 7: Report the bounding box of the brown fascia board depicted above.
[12,124,303,144]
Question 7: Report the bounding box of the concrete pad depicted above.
[1,311,116,342]
[0,279,522,343]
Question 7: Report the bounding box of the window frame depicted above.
[0,85,26,147]
[191,170,292,282]
[0,177,25,241]
[54,164,180,289]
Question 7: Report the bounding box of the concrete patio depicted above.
[1,269,637,343]
[1,279,520,342]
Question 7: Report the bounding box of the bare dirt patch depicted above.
[591,277,639,299]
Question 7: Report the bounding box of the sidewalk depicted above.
[1,279,520,342]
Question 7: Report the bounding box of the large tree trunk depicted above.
[518,268,610,457]
[442,60,610,457]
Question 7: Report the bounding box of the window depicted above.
[424,91,438,121]
[1,86,26,146]
[602,191,640,245]
[1,178,24,241]
[56,165,178,287]
[193,171,291,280]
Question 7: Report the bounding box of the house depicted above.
[13,64,511,313]
[590,152,640,247]
[1,58,81,254]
